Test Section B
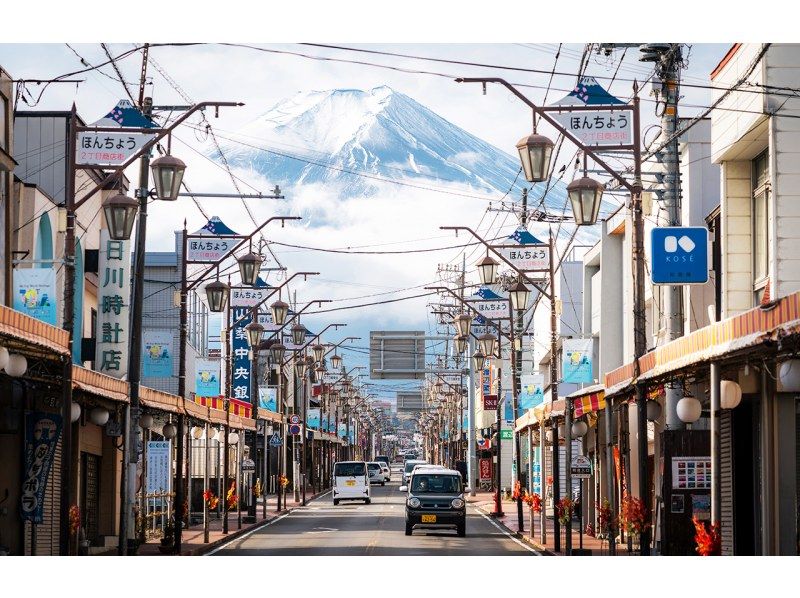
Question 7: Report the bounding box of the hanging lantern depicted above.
[330,353,342,371]
[139,413,154,429]
[269,343,286,365]
[778,359,800,393]
[478,333,496,358]
[567,176,604,226]
[454,335,467,356]
[646,399,662,422]
[162,423,177,439]
[205,280,230,313]
[89,407,110,426]
[102,192,139,241]
[245,321,264,349]
[71,402,82,423]
[291,324,307,347]
[295,358,308,379]
[270,300,289,326]
[191,426,205,440]
[517,133,554,183]
[0,346,8,371]
[571,420,589,437]
[676,396,702,423]
[471,350,486,372]
[312,343,326,363]
[508,280,531,312]
[4,354,28,377]
[476,255,499,286]
[453,313,473,337]
[237,252,263,286]
[720,380,742,410]
[150,154,186,201]
[228,432,240,444]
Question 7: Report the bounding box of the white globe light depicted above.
[0,346,9,371]
[5,354,27,377]
[646,399,662,422]
[191,426,205,440]
[778,359,800,393]
[139,413,154,429]
[571,420,589,437]
[162,423,177,439]
[228,432,239,444]
[70,402,82,423]
[720,380,742,410]
[676,397,702,423]
[89,407,110,426]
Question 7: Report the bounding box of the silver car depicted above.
[367,462,386,486]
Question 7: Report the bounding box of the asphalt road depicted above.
[210,474,538,556]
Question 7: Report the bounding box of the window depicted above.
[0,93,7,151]
[334,462,366,477]
[752,151,770,297]
[411,475,461,493]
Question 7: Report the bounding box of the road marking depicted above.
[473,508,541,554]
[305,527,338,533]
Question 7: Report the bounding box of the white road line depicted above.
[205,491,331,555]
[473,508,541,555]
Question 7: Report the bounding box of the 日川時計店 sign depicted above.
[95,230,132,379]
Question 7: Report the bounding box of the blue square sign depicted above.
[651,226,709,285]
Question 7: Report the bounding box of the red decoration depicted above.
[556,497,574,527]
[226,481,238,511]
[68,505,81,536]
[203,488,219,510]
[620,495,649,537]
[523,491,542,513]
[511,480,523,500]
[692,517,721,556]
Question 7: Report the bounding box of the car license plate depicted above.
[346,480,356,486]
[421,514,437,523]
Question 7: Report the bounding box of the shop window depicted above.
[752,151,770,302]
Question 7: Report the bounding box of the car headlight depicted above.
[451,498,465,509]
[407,497,421,508]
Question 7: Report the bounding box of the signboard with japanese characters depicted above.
[495,244,550,273]
[470,299,509,322]
[95,230,132,379]
[76,100,156,166]
[146,441,171,493]
[186,236,237,263]
[483,394,498,410]
[231,286,271,308]
[142,330,173,377]
[13,267,58,325]
[552,110,632,147]
[21,412,63,523]
[195,358,221,397]
[231,307,252,404]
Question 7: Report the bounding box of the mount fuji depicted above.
[213,86,571,213]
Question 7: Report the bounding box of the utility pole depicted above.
[513,188,528,533]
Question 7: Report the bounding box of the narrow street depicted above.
[210,469,537,556]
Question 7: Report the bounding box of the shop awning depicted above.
[0,304,69,355]
[72,366,129,403]
[514,398,565,432]
[257,408,283,423]
[567,384,606,417]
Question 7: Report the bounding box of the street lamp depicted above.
[567,176,605,226]
[472,350,486,372]
[205,280,230,313]
[150,153,186,201]
[292,323,307,347]
[244,321,264,349]
[476,254,499,286]
[330,353,342,370]
[295,357,308,379]
[478,333,496,358]
[270,299,289,326]
[269,343,286,364]
[508,280,531,312]
[102,192,139,241]
[454,313,473,337]
[311,343,326,364]
[237,252,263,286]
[516,133,554,183]
[454,335,467,355]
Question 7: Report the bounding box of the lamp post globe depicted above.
[454,313,473,337]
[103,192,139,241]
[454,335,468,355]
[476,255,499,286]
[270,300,289,326]
[311,343,326,363]
[205,280,230,313]
[516,133,554,183]
[294,358,308,379]
[237,252,263,286]
[269,343,286,364]
[508,280,531,312]
[567,176,604,226]
[291,323,307,347]
[472,350,486,372]
[478,333,496,358]
[150,154,186,201]
[244,321,264,349]
[330,353,342,371]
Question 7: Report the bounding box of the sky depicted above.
[1,42,732,400]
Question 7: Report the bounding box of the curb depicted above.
[472,502,556,556]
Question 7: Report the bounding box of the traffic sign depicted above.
[289,414,301,425]
[477,437,491,450]
[241,458,256,473]
[651,226,709,285]
[289,423,302,436]
[571,455,592,479]
[483,394,498,410]
[269,433,282,447]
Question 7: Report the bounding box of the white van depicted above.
[332,461,371,505]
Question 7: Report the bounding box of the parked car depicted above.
[367,462,385,486]
[400,466,466,537]
[332,461,371,505]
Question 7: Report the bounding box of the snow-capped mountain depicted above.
[214,86,566,204]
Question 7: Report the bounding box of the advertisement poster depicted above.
[146,441,171,494]
[20,412,63,523]
[195,358,221,398]
[562,338,594,383]
[306,408,321,430]
[519,374,545,411]
[143,330,173,377]
[258,386,278,412]
[13,268,57,325]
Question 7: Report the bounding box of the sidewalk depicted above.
[137,489,328,556]
[467,491,632,556]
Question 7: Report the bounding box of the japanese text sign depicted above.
[95,230,131,379]
[552,109,633,147]
[147,441,171,493]
[495,244,550,272]
[231,307,252,404]
[21,412,63,523]
[186,236,237,263]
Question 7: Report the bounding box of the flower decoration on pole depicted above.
[692,517,721,556]
[597,498,614,540]
[620,495,650,542]
[226,481,238,512]
[279,475,290,489]
[511,480,523,501]
[556,496,574,528]
[203,489,219,511]
[69,504,81,537]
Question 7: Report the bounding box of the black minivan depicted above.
[401,467,466,537]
